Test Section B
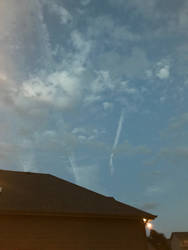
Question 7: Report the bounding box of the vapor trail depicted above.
[68,154,79,183]
[109,110,124,175]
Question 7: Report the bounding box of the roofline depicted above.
[170,232,188,240]
[0,210,156,220]
[112,199,157,220]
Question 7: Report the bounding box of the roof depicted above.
[0,169,156,219]
[171,232,188,240]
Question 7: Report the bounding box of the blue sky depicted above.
[0,0,188,236]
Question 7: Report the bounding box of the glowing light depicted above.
[143,218,147,223]
[146,222,153,230]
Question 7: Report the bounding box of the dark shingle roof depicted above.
[0,169,156,219]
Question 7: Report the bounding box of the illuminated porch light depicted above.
[146,222,152,230]
[143,218,147,223]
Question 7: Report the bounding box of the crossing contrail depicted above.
[109,110,124,175]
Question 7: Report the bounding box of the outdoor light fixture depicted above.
[146,222,153,230]
[143,218,147,223]
[143,218,153,230]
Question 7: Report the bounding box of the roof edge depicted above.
[0,210,156,220]
[170,232,188,240]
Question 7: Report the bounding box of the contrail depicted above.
[68,153,79,184]
[109,110,124,175]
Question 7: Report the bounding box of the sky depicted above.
[0,0,188,236]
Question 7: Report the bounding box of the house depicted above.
[0,169,156,250]
[170,232,188,250]
[147,241,157,250]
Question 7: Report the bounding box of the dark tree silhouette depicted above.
[148,229,171,250]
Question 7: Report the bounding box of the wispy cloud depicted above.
[140,202,159,211]
[44,0,72,24]
[81,0,91,6]
[146,185,163,195]
[109,110,125,175]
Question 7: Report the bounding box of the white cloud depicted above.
[146,185,163,195]
[103,102,113,111]
[19,71,81,110]
[70,30,92,74]
[71,30,91,56]
[141,202,159,210]
[120,81,137,94]
[90,70,113,93]
[45,0,72,24]
[84,94,102,105]
[156,64,170,79]
[84,70,114,105]
[9,28,93,114]
[72,127,101,142]
[81,0,91,6]
[72,128,86,134]
[88,135,95,140]
[78,135,87,141]
[42,130,57,138]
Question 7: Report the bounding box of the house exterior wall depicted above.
[0,214,148,250]
[147,242,156,250]
[171,236,180,250]
[171,236,188,250]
